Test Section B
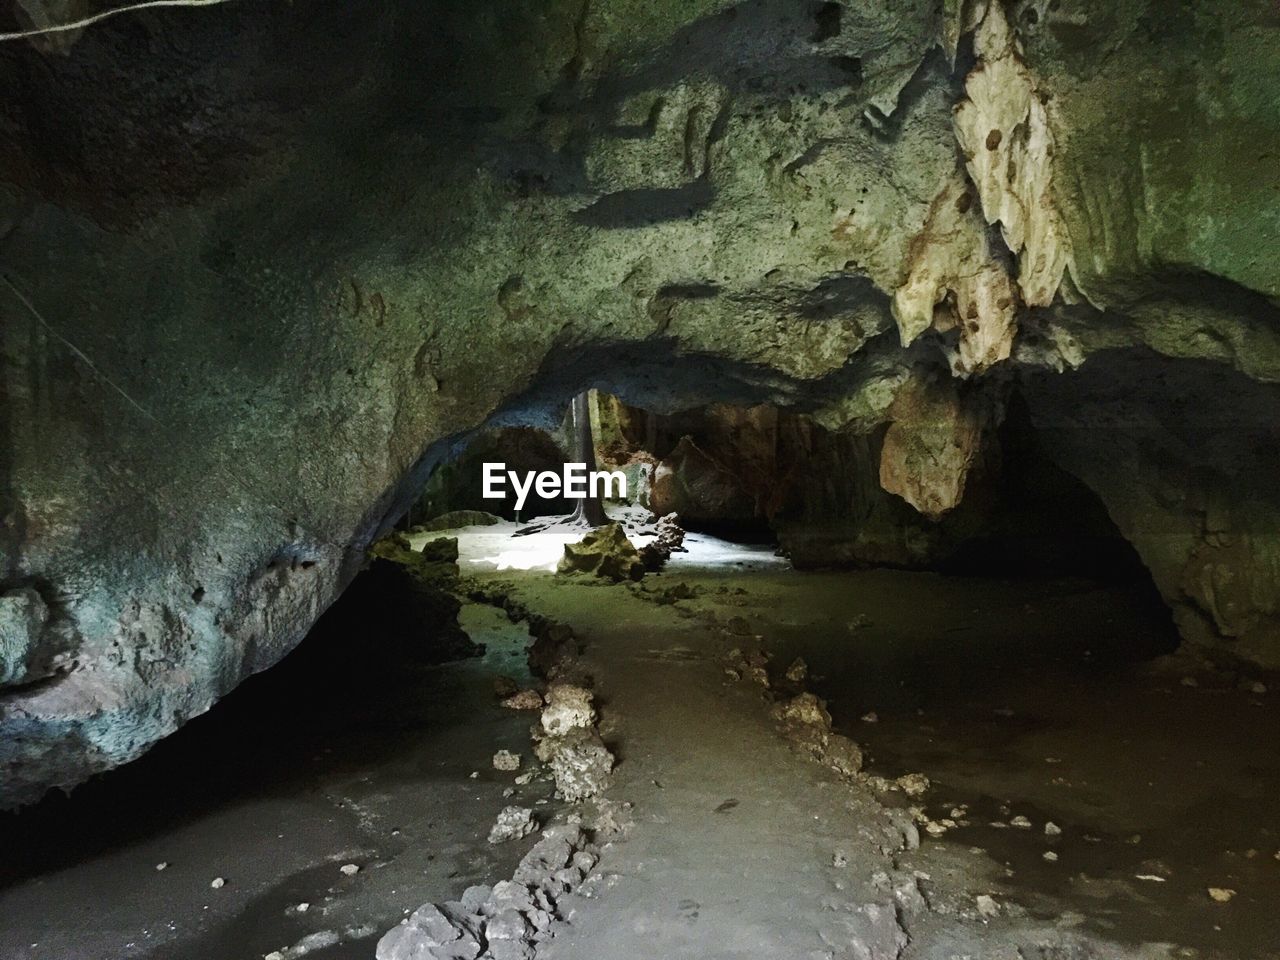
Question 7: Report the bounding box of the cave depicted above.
[2,1,1279,958]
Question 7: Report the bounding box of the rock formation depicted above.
[1,0,1278,804]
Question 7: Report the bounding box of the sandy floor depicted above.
[1,518,1277,959]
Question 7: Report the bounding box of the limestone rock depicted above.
[493,750,521,772]
[772,693,833,729]
[540,684,595,737]
[538,727,614,803]
[527,622,579,679]
[953,2,1071,308]
[896,773,930,798]
[878,377,995,520]
[892,176,1018,376]
[0,587,50,688]
[501,690,545,711]
[488,806,538,845]
[556,524,645,583]
[638,513,686,571]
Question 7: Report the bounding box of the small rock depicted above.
[296,902,310,913]
[832,852,848,867]
[155,862,168,871]
[823,734,863,777]
[975,894,999,918]
[493,750,522,772]
[541,684,596,737]
[1180,676,1199,687]
[1044,821,1062,836]
[1010,815,1032,829]
[488,806,538,844]
[340,863,360,876]
[896,773,930,798]
[542,728,614,802]
[784,658,808,682]
[501,690,544,711]
[772,692,832,728]
[1208,887,1236,903]
[861,711,879,723]
[210,877,226,889]
[1249,681,1267,695]
[1042,851,1059,862]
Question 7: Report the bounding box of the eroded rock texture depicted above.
[0,0,1277,803]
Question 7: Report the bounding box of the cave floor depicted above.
[1,523,1277,959]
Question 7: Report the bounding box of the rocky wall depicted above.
[0,0,1277,804]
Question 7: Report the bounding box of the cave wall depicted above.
[0,0,1277,804]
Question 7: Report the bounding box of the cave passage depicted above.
[3,0,1279,957]
[2,391,1277,960]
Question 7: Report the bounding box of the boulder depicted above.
[556,524,644,583]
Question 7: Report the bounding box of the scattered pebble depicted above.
[861,712,879,723]
[501,690,544,711]
[155,862,168,871]
[296,902,310,913]
[1180,676,1199,687]
[1044,822,1062,837]
[493,750,521,772]
[1010,815,1032,829]
[896,773,930,798]
[339,864,360,876]
[488,806,538,844]
[1249,681,1267,695]
[1208,887,1236,903]
[210,877,226,889]
[1042,851,1059,862]
[832,852,848,867]
[975,894,1000,918]
[1135,874,1167,882]
[784,658,808,683]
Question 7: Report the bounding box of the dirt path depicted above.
[501,578,921,960]
[478,545,1257,960]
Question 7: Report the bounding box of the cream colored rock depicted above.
[541,684,596,737]
[892,176,1018,375]
[878,377,991,519]
[953,2,1073,308]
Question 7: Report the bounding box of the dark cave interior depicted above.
[2,0,1280,958]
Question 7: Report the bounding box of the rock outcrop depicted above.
[1,0,1278,803]
[556,524,645,583]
